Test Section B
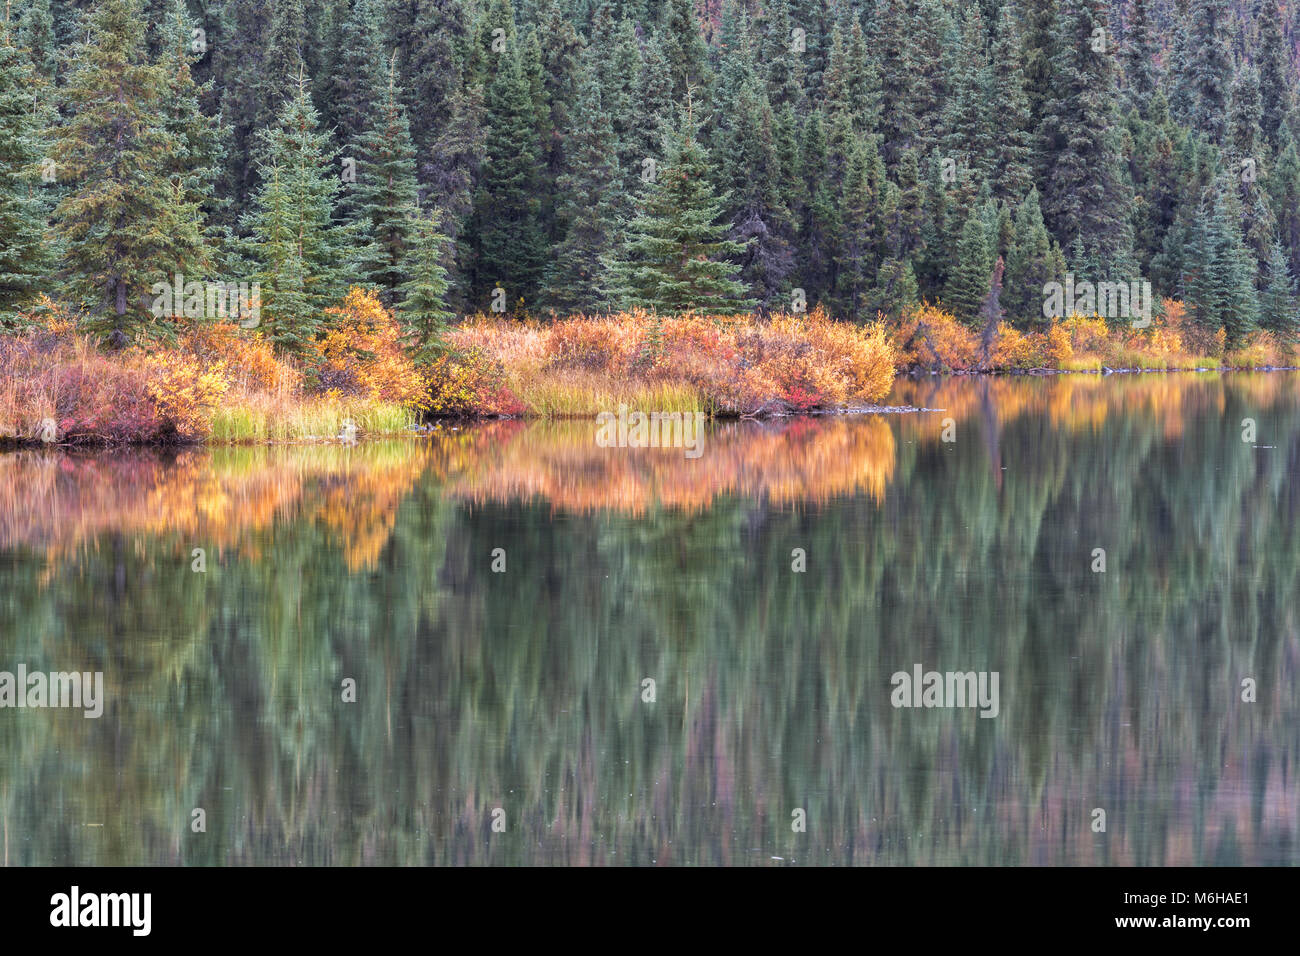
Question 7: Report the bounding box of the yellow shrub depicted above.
[315,287,429,409]
[145,356,230,440]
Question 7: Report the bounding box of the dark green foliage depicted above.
[241,70,349,350]
[617,97,753,314]
[0,22,49,318]
[51,0,208,339]
[399,206,455,361]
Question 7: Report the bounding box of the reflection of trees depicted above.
[0,375,1297,864]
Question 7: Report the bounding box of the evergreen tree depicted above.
[1182,0,1233,145]
[1003,187,1062,323]
[834,134,884,321]
[399,205,455,362]
[353,55,420,302]
[158,0,225,237]
[1120,0,1161,115]
[328,0,388,153]
[1037,0,1135,281]
[468,38,546,309]
[1184,183,1259,345]
[0,19,48,318]
[945,207,992,325]
[659,0,709,104]
[617,95,753,314]
[241,69,349,350]
[544,50,621,312]
[1259,239,1297,336]
[989,6,1034,205]
[51,0,207,339]
[1258,0,1295,152]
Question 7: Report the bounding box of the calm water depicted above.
[0,374,1296,865]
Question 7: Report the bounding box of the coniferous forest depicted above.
[2,0,1300,433]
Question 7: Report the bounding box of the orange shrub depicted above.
[892,304,979,371]
[313,287,428,408]
[144,355,230,440]
[991,321,1072,370]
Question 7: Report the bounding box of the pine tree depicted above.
[544,51,621,313]
[353,54,420,302]
[399,205,455,362]
[1258,239,1297,336]
[989,6,1034,205]
[1003,187,1061,323]
[617,95,754,314]
[1258,0,1295,152]
[241,69,349,350]
[468,39,546,309]
[51,0,207,340]
[0,19,48,318]
[1120,0,1161,115]
[1037,0,1135,282]
[945,207,992,325]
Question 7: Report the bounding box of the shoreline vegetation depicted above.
[3,292,1299,446]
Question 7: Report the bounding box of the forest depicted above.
[2,0,1300,436]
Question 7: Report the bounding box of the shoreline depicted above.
[3,363,1295,448]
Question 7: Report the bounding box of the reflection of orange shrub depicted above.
[313,288,428,408]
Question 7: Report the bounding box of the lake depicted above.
[0,373,1296,865]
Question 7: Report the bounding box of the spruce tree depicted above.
[1259,239,1297,336]
[51,0,207,339]
[1003,187,1061,323]
[399,205,455,362]
[1120,0,1161,115]
[328,0,388,154]
[241,69,349,350]
[1184,184,1259,345]
[989,6,1034,205]
[1182,0,1233,145]
[617,95,753,314]
[544,51,621,313]
[0,19,48,318]
[469,39,546,309]
[353,55,420,302]
[1258,0,1295,152]
[1037,0,1135,282]
[945,207,992,325]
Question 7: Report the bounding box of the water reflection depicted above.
[0,373,1296,864]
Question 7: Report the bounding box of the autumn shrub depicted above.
[143,355,231,440]
[892,304,979,371]
[991,321,1072,370]
[446,309,896,416]
[311,288,429,409]
[425,346,526,417]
